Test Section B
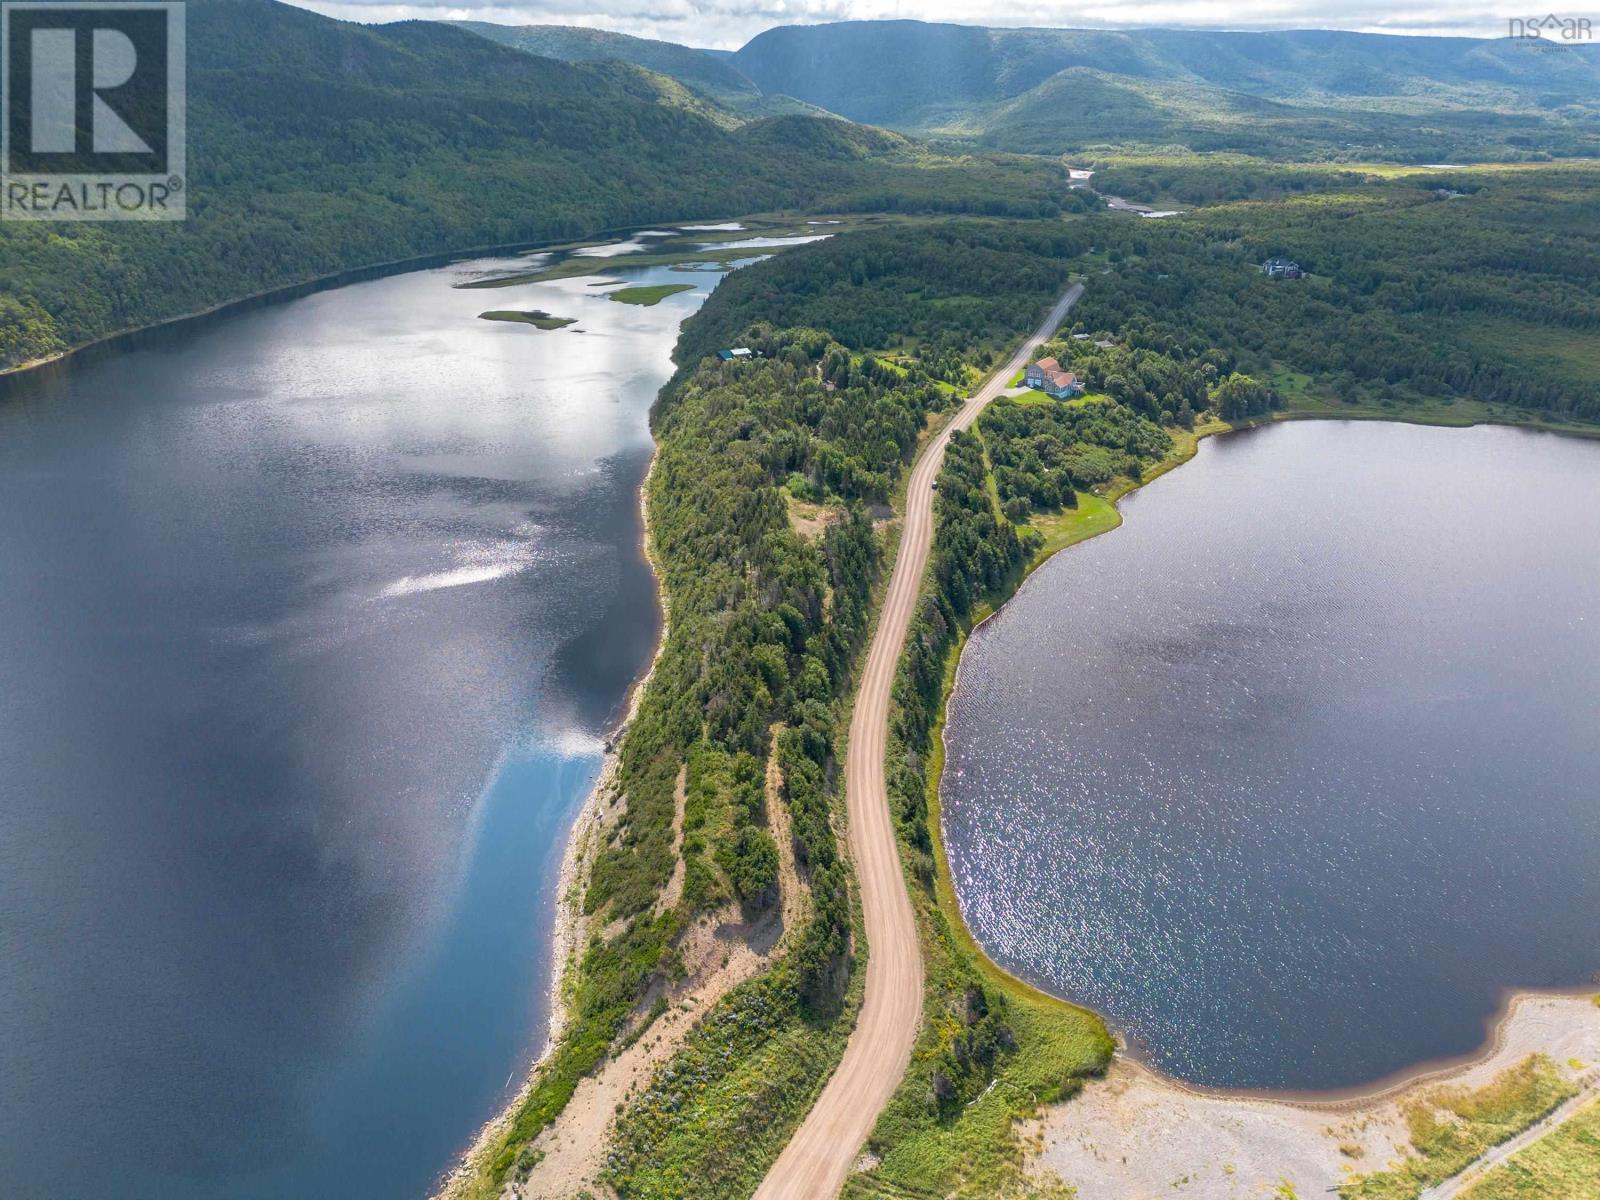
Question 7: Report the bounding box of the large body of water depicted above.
[0,241,736,1198]
[942,420,1600,1092]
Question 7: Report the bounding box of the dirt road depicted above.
[752,282,1085,1200]
[1421,1085,1599,1200]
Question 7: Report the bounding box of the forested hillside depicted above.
[729,20,1600,159]
[454,221,1095,1198]
[670,220,1095,375]
[1068,167,1600,422]
[0,0,1067,373]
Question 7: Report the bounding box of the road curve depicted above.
[753,282,1085,1200]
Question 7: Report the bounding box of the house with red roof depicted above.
[1023,357,1084,399]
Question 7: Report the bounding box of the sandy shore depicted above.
[1032,991,1600,1200]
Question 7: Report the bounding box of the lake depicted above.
[0,240,733,1198]
[941,420,1600,1092]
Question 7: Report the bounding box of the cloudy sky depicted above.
[286,0,1536,51]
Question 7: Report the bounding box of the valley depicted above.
[4,6,1600,1200]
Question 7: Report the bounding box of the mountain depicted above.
[730,20,1600,158]
[450,21,762,103]
[974,66,1600,158]
[438,18,1600,159]
[0,0,1064,372]
[449,21,836,122]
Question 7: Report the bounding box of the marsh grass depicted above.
[1340,1056,1579,1200]
[608,284,697,307]
[1460,1098,1600,1200]
[477,309,575,329]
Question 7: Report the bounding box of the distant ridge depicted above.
[452,17,1600,159]
[451,21,762,101]
[449,21,838,122]
[725,19,1600,158]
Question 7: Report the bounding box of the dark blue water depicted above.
[0,245,730,1198]
[942,420,1600,1092]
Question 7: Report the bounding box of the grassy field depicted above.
[1462,1098,1600,1199]
[1024,492,1121,563]
[1449,315,1600,385]
[477,309,575,329]
[1340,1056,1579,1200]
[607,283,697,306]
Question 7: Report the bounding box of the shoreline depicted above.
[433,445,670,1200]
[1110,984,1600,1111]
[935,408,1600,1111]
[1036,991,1600,1200]
[0,214,754,392]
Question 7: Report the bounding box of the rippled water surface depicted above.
[942,421,1600,1091]
[0,242,734,1198]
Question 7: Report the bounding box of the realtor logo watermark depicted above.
[2,2,185,220]
[1509,13,1596,42]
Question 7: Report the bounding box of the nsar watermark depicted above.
[2,1,185,221]
[1508,13,1596,43]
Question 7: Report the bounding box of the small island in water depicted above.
[607,283,697,306]
[477,309,576,329]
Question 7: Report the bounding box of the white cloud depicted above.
[284,0,1534,50]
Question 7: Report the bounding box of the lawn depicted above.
[1025,492,1121,562]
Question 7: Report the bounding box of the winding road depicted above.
[753,282,1085,1200]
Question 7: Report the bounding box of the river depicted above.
[941,419,1600,1092]
[0,238,741,1198]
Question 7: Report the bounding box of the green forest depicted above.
[1067,166,1600,424]
[728,22,1600,161]
[671,221,1095,380]
[448,17,1600,164]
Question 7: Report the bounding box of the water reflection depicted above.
[942,420,1600,1091]
[0,242,725,1197]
